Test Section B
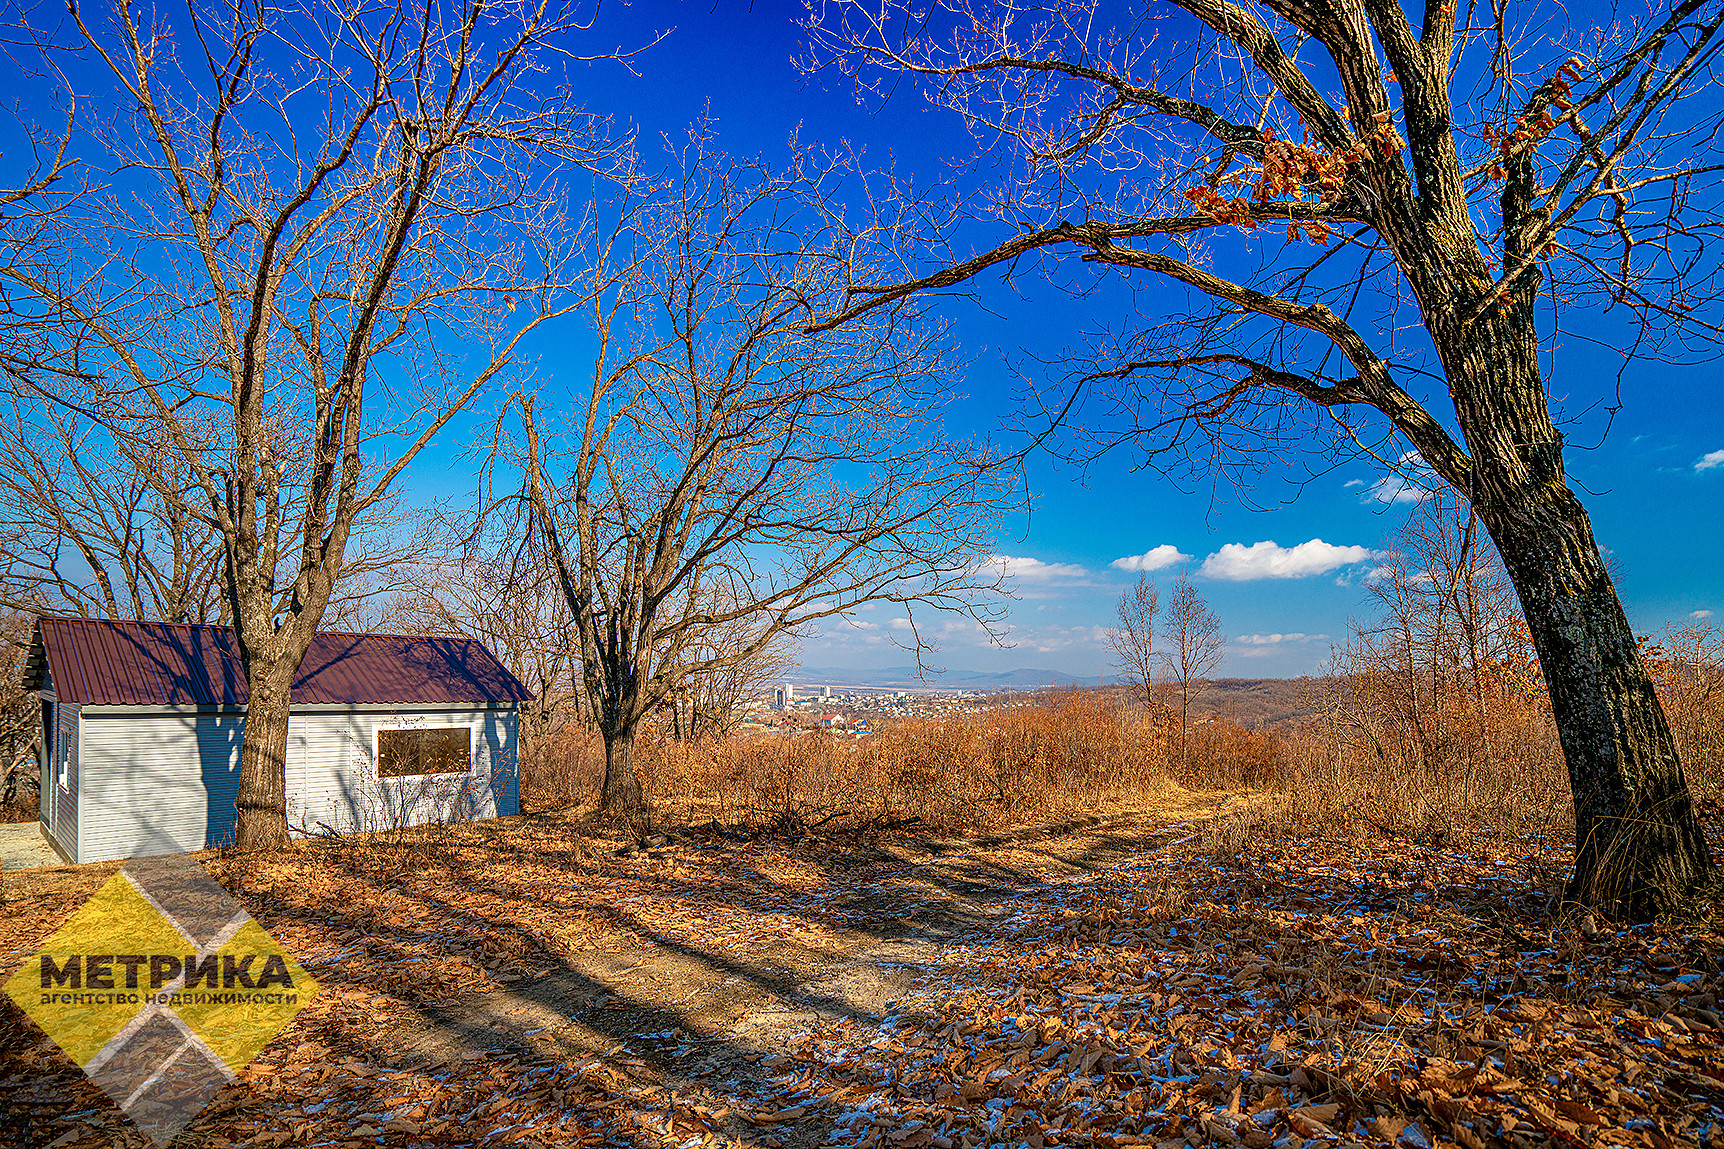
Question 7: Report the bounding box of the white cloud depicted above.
[1109,544,1192,573]
[1200,539,1380,581]
[1362,559,1435,586]
[1693,609,1713,620]
[1359,451,1437,504]
[1363,477,1433,504]
[985,554,1091,582]
[1233,632,1330,658]
[1018,624,1111,654]
[1696,450,1724,472]
[1343,479,1365,489]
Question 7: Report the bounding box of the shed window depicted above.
[377,727,471,777]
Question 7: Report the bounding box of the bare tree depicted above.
[513,142,1006,817]
[0,389,428,650]
[0,42,85,816]
[665,586,799,742]
[1,609,41,820]
[1161,573,1222,770]
[803,0,1721,917]
[0,390,225,623]
[0,20,78,393]
[5,0,634,848]
[382,550,583,746]
[1331,496,1546,779]
[1108,573,1159,711]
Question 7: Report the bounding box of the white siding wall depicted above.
[79,713,244,863]
[48,702,80,861]
[290,708,518,836]
[73,706,518,863]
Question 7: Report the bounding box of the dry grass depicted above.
[523,690,1178,835]
[523,693,1574,846]
[521,663,1724,857]
[1261,727,1574,845]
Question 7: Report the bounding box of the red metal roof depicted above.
[27,618,532,707]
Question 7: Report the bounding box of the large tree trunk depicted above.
[1420,247,1713,920]
[1480,486,1712,921]
[234,681,292,850]
[600,727,644,818]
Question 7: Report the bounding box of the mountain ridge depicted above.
[788,665,1103,688]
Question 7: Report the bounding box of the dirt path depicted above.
[9,792,1718,1149]
[0,822,58,871]
[379,797,1250,1146]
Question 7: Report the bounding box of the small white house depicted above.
[25,617,529,865]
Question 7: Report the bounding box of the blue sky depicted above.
[412,0,1721,678]
[24,0,1722,678]
[460,0,1714,680]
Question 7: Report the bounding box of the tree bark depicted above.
[1180,685,1191,773]
[1479,484,1712,922]
[600,727,644,818]
[234,682,292,850]
[1386,196,1714,918]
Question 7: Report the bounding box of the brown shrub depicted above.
[1645,622,1724,816]
[521,689,1177,834]
[518,622,1723,847]
[519,733,603,813]
[1182,720,1289,790]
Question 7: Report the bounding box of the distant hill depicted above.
[790,667,1324,726]
[1198,677,1323,728]
[789,665,1102,689]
